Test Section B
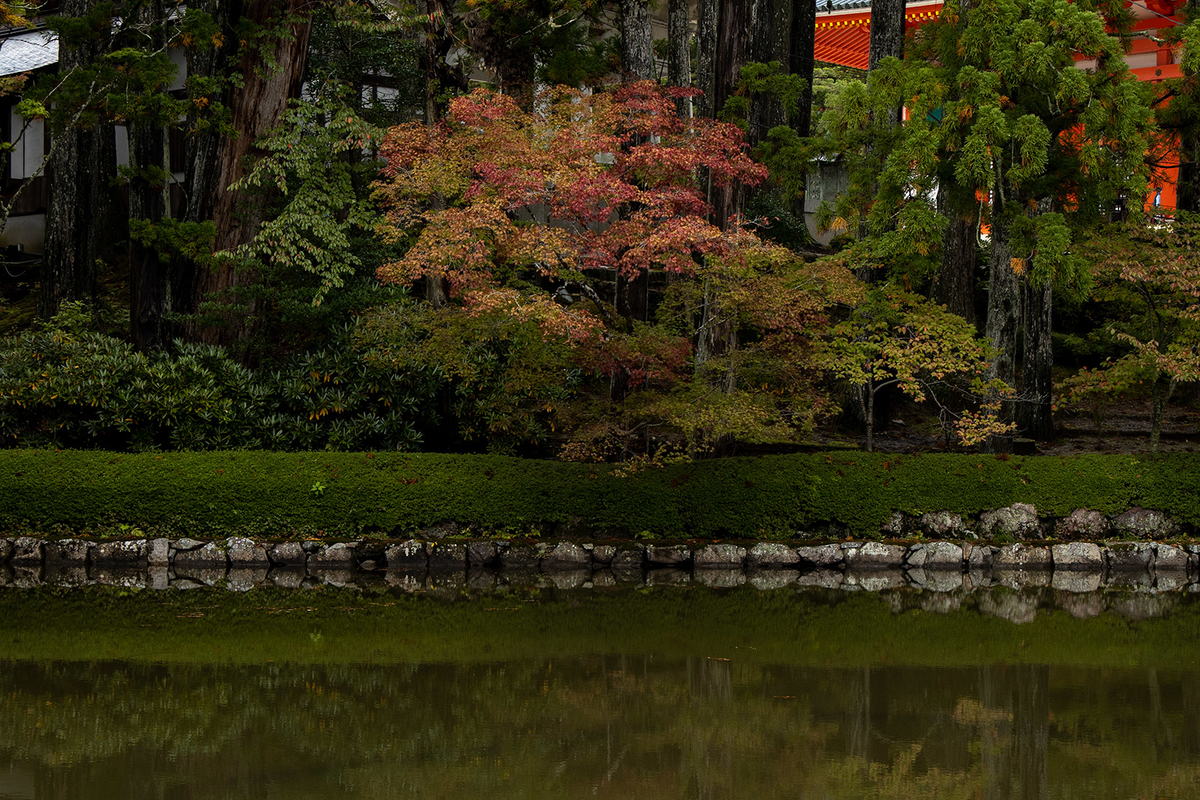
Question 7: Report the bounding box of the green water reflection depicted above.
[0,586,1197,798]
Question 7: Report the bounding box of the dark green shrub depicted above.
[0,322,439,452]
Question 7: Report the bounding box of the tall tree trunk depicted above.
[462,3,533,106]
[128,0,172,351]
[935,182,977,324]
[984,212,1018,452]
[617,0,655,322]
[39,0,103,320]
[621,0,654,80]
[419,0,466,123]
[1150,374,1174,451]
[867,0,905,71]
[696,0,718,119]
[128,122,172,351]
[713,0,751,119]
[711,0,752,229]
[746,0,776,145]
[1179,134,1200,215]
[667,0,692,117]
[867,0,904,129]
[789,0,816,139]
[189,0,312,346]
[1018,277,1053,440]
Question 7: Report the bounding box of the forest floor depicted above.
[819,395,1200,456]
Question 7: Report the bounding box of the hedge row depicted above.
[2,450,1198,539]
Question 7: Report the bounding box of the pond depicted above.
[0,581,1197,799]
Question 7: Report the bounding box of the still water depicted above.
[0,582,1197,799]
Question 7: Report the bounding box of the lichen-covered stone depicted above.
[747,542,801,569]
[646,544,692,567]
[907,541,963,570]
[541,542,591,570]
[0,538,11,563]
[225,537,269,566]
[11,537,43,565]
[795,544,841,569]
[979,503,1041,540]
[994,543,1052,569]
[1153,543,1189,570]
[610,547,645,569]
[420,521,460,540]
[148,538,170,566]
[917,511,973,539]
[309,542,358,568]
[268,542,307,567]
[590,545,616,564]
[1112,507,1179,539]
[501,545,539,571]
[1051,542,1103,571]
[966,544,997,569]
[426,541,467,571]
[466,541,501,567]
[693,544,746,569]
[1056,544,1099,568]
[92,539,147,566]
[45,539,91,565]
[384,540,426,570]
[173,542,228,568]
[843,541,906,569]
[1105,542,1155,571]
[1055,508,1111,539]
[880,512,911,537]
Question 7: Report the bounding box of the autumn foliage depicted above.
[368,83,862,457]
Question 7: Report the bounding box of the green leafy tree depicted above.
[817,287,1012,451]
[1064,221,1200,449]
[812,0,1156,446]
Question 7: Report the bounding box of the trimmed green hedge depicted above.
[1,450,1197,539]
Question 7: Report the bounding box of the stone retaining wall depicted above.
[4,534,1200,573]
[1,501,1196,593]
[2,532,1199,587]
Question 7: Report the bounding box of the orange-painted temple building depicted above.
[812,0,1190,213]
